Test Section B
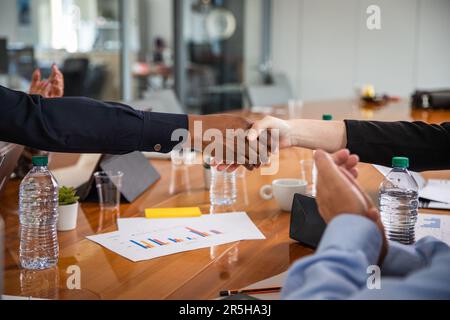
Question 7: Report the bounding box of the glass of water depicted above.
[94,171,124,209]
[300,159,317,196]
[210,166,237,206]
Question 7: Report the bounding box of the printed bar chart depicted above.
[128,227,224,250]
[88,212,267,262]
[187,227,210,237]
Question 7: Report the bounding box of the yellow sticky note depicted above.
[145,207,202,219]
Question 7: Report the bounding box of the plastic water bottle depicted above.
[19,156,59,270]
[210,166,237,206]
[379,157,419,245]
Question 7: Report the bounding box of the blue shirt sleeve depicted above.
[353,237,450,299]
[381,237,450,277]
[282,214,450,300]
[281,214,383,300]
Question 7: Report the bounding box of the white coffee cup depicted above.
[260,179,308,212]
[57,203,79,232]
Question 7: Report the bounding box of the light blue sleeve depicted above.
[381,237,450,277]
[282,214,450,300]
[352,244,450,300]
[281,214,383,300]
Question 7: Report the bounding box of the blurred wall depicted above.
[0,0,38,45]
[146,0,173,48]
[272,0,450,101]
[244,0,263,85]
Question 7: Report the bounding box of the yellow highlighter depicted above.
[145,207,202,219]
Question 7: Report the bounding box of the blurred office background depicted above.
[0,0,449,113]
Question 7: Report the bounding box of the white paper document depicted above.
[416,213,450,246]
[420,180,450,205]
[373,165,450,205]
[87,212,266,262]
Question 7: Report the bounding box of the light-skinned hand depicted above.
[315,149,388,263]
[248,116,292,152]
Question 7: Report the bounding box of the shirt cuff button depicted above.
[154,144,162,152]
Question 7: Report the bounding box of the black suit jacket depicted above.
[345,120,450,171]
[0,86,188,154]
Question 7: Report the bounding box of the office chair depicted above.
[246,84,293,108]
[62,57,90,97]
[272,73,294,96]
[129,89,185,114]
[84,65,107,99]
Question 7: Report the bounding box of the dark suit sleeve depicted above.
[0,86,188,154]
[345,120,450,171]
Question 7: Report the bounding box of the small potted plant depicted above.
[57,186,80,232]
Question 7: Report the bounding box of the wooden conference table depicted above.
[1,99,450,300]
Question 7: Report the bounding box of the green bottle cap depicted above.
[392,157,409,169]
[32,156,48,167]
[322,114,333,121]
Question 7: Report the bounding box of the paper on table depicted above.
[87,212,265,262]
[420,180,450,204]
[373,165,427,189]
[117,212,262,236]
[373,165,450,204]
[416,213,450,246]
[427,202,450,210]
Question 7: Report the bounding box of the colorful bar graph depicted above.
[187,227,210,238]
[141,241,155,248]
[148,238,167,246]
[130,240,148,249]
[130,228,222,250]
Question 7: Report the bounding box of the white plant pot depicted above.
[57,202,79,232]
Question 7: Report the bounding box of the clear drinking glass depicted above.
[210,166,237,206]
[94,171,124,209]
[300,159,317,196]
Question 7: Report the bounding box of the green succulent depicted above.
[59,186,80,206]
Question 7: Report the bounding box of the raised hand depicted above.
[47,64,64,98]
[29,69,50,97]
[29,64,64,98]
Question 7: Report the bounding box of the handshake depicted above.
[185,114,388,261]
[185,114,284,173]
[184,114,346,174]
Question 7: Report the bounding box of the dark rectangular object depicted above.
[77,152,160,203]
[289,194,326,249]
[0,39,8,74]
[412,89,450,110]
